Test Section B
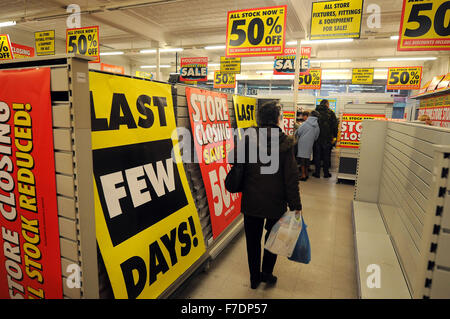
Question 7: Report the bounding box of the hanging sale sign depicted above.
[180,57,208,82]
[352,68,374,85]
[66,26,100,62]
[337,113,386,149]
[214,71,236,89]
[299,69,322,89]
[282,111,296,135]
[310,0,363,40]
[34,30,55,56]
[387,66,423,90]
[186,87,241,239]
[226,5,287,57]
[11,43,35,59]
[398,0,450,51]
[220,57,241,74]
[90,72,205,299]
[0,68,62,299]
[426,74,445,92]
[273,47,312,75]
[0,34,14,60]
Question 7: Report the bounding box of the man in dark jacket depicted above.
[313,99,338,178]
[232,101,302,289]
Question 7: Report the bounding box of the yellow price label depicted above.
[226,5,287,57]
[135,71,153,80]
[35,30,55,56]
[298,69,322,90]
[0,34,14,60]
[66,26,100,62]
[352,68,374,85]
[387,67,423,90]
[214,71,236,89]
[220,57,241,74]
[398,0,450,51]
[310,0,363,40]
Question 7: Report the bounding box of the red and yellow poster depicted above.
[226,6,287,57]
[0,68,62,299]
[398,0,450,51]
[418,94,450,128]
[186,87,241,239]
[337,113,386,149]
[11,43,35,59]
[180,57,208,82]
[282,111,296,135]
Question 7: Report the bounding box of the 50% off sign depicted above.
[226,5,287,57]
[298,69,322,90]
[66,26,100,62]
[0,34,14,60]
[387,67,423,90]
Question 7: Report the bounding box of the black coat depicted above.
[315,104,338,144]
[230,126,302,219]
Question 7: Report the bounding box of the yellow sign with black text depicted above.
[35,30,55,56]
[310,0,363,40]
[352,68,374,85]
[220,57,241,74]
[299,69,322,90]
[398,0,450,51]
[233,95,258,140]
[90,72,205,299]
[66,26,100,62]
[214,71,236,89]
[0,34,14,60]
[387,66,423,90]
[226,5,287,57]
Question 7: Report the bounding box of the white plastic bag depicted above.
[265,211,303,257]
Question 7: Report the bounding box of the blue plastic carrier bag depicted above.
[288,216,311,264]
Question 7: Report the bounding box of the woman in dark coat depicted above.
[233,101,302,289]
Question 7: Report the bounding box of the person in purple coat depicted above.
[295,110,320,181]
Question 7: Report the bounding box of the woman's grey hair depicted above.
[257,101,281,126]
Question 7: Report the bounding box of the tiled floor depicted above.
[176,173,357,299]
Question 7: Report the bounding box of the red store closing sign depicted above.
[0,68,62,299]
[186,87,241,239]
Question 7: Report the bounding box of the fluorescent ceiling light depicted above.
[141,65,171,68]
[288,39,354,45]
[390,35,399,40]
[241,61,273,65]
[208,63,220,66]
[311,59,352,63]
[323,69,351,72]
[140,48,183,54]
[100,51,124,56]
[205,45,226,50]
[0,21,16,27]
[256,70,273,74]
[377,57,437,61]
[375,68,388,72]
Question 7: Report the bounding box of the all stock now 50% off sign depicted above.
[226,6,287,57]
[66,26,100,62]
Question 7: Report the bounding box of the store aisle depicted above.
[176,175,357,299]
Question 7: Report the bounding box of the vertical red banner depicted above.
[0,68,62,299]
[282,111,296,135]
[186,87,241,239]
